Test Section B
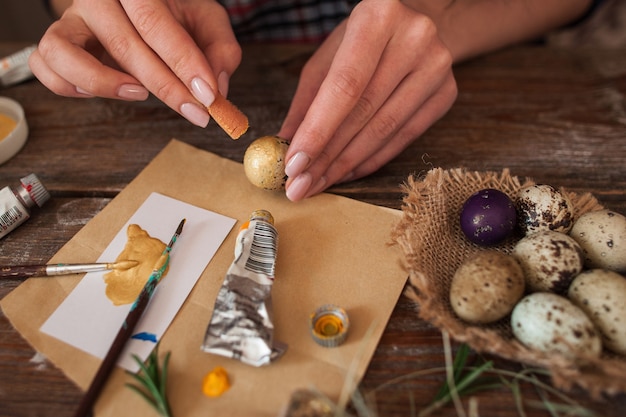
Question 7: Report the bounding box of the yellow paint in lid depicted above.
[0,97,28,166]
[310,305,349,348]
[0,113,16,141]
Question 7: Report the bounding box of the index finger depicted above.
[119,0,227,103]
[284,4,388,173]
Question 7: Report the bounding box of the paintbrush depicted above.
[73,218,185,417]
[0,260,139,279]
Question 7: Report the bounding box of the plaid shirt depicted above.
[218,0,360,43]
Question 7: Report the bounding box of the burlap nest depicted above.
[391,167,626,399]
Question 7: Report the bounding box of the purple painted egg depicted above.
[460,188,517,246]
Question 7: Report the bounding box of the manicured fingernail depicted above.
[218,71,229,97]
[286,172,312,202]
[190,77,215,107]
[308,176,327,197]
[180,102,210,127]
[285,151,310,178]
[117,84,149,100]
[75,86,93,97]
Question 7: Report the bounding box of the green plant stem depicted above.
[126,345,173,417]
[364,341,596,417]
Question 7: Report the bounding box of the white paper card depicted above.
[41,192,236,371]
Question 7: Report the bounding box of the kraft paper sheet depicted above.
[1,139,407,417]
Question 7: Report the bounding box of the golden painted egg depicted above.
[243,135,289,190]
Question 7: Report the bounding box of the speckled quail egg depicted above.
[243,135,289,190]
[512,230,583,294]
[450,251,525,324]
[569,209,626,273]
[516,184,575,235]
[511,292,602,360]
[568,269,626,355]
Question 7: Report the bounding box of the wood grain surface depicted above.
[0,42,625,417]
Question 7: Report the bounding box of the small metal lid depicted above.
[310,304,349,348]
[249,209,274,225]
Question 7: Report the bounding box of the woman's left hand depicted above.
[278,0,457,201]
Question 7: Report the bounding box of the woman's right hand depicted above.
[29,0,241,127]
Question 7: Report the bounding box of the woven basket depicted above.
[391,167,626,398]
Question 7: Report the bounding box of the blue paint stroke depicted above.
[131,332,158,343]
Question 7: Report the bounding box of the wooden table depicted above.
[1,41,625,417]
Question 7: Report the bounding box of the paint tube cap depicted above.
[310,304,349,348]
[249,209,274,225]
[19,173,50,208]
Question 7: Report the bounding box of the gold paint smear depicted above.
[104,224,167,306]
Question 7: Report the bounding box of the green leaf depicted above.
[125,343,173,417]
[450,360,494,395]
[452,344,470,382]
[126,383,159,409]
[432,344,495,403]
[160,351,171,399]
[133,355,161,398]
[433,343,469,401]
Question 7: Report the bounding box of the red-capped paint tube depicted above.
[0,174,50,239]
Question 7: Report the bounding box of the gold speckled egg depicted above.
[243,136,289,190]
[450,251,525,324]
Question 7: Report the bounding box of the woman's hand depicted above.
[278,0,458,201]
[29,0,241,127]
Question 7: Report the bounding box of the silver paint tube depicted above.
[202,209,286,366]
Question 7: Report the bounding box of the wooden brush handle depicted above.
[0,265,47,278]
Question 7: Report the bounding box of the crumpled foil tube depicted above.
[201,209,286,366]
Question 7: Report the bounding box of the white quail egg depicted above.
[569,209,626,273]
[512,230,584,294]
[516,184,575,235]
[568,269,626,355]
[511,292,602,359]
[450,251,525,324]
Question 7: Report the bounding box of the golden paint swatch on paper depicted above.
[104,224,167,305]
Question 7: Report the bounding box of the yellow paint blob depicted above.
[104,224,167,305]
[202,366,230,397]
[0,114,17,141]
[314,314,344,337]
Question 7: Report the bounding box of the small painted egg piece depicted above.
[511,292,602,360]
[243,135,289,190]
[568,269,626,355]
[459,188,517,246]
[569,209,626,273]
[512,230,583,294]
[516,184,575,235]
[450,251,525,324]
